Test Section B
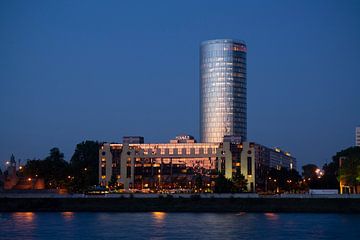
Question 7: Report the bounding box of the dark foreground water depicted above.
[0,212,360,239]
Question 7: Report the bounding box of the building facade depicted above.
[99,136,296,192]
[356,126,360,147]
[200,39,247,143]
[99,135,255,191]
[241,142,296,192]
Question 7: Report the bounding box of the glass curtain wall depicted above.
[200,39,247,143]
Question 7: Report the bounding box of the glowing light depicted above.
[84,168,87,171]
[28,178,32,181]
[265,212,279,220]
[62,212,74,221]
[6,161,10,165]
[152,212,166,221]
[19,166,23,170]
[13,212,35,223]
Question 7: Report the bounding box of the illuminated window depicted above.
[195,148,200,154]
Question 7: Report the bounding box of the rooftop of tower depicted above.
[201,39,246,46]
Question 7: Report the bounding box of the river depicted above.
[0,212,359,239]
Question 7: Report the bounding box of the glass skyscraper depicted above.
[200,39,247,143]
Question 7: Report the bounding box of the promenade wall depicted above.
[1,193,360,213]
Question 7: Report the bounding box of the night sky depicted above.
[1,0,359,170]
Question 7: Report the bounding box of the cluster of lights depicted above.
[315,168,324,178]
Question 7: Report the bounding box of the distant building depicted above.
[123,136,144,144]
[223,135,243,144]
[356,126,360,147]
[2,154,45,190]
[3,154,18,189]
[99,136,296,192]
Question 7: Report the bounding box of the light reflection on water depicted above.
[0,212,359,240]
[264,212,279,220]
[61,212,74,221]
[12,212,36,222]
[152,212,166,222]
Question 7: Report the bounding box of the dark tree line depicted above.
[301,147,360,192]
[214,172,248,193]
[22,141,100,192]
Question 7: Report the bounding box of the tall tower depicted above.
[200,39,247,143]
[356,126,360,147]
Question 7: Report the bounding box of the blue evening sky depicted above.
[1,0,359,170]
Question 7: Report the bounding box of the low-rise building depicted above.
[99,136,296,192]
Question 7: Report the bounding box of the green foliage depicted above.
[232,172,248,192]
[22,141,100,192]
[302,164,318,179]
[24,148,70,189]
[69,141,100,192]
[321,161,339,189]
[302,147,360,191]
[267,167,302,193]
[194,174,203,191]
[337,147,360,193]
[214,173,233,193]
[108,174,118,189]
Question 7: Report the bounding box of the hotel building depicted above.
[99,136,296,192]
[98,38,296,192]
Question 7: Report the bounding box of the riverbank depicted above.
[1,195,360,213]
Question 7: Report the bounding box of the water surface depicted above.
[0,212,359,239]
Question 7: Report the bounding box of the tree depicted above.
[321,161,339,189]
[108,174,118,189]
[267,167,302,193]
[44,148,70,188]
[23,148,70,189]
[232,172,248,192]
[336,147,360,193]
[194,174,203,192]
[214,173,233,193]
[316,146,360,192]
[69,141,100,192]
[302,164,318,180]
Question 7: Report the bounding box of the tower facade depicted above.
[200,39,247,143]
